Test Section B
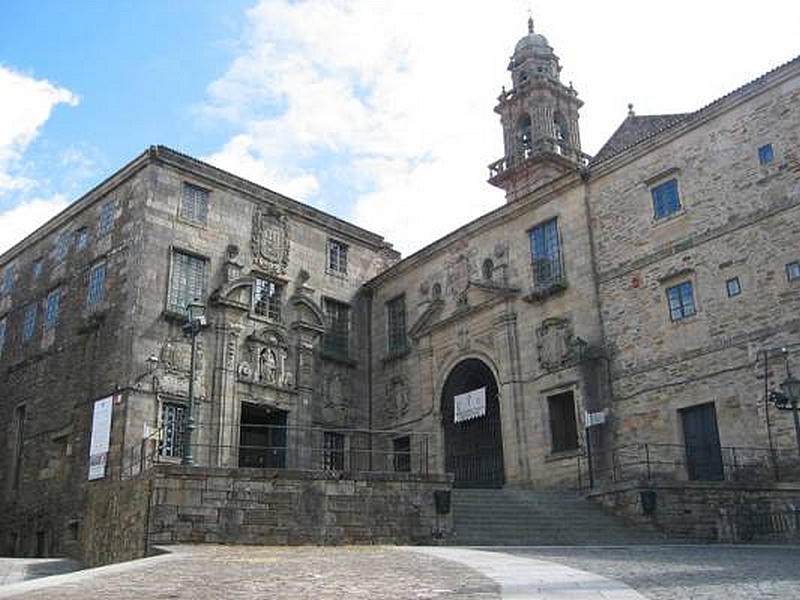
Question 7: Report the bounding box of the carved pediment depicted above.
[409,299,444,340]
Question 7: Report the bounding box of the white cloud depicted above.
[0,65,79,195]
[202,0,799,256]
[0,195,70,255]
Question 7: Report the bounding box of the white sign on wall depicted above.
[88,395,114,480]
[454,387,486,423]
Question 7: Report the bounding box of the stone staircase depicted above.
[449,488,668,546]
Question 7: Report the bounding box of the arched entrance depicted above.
[441,358,505,488]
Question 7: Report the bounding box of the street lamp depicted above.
[182,300,207,465]
[779,373,800,458]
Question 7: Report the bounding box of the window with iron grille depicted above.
[529,217,564,290]
[52,231,71,263]
[548,391,578,453]
[323,431,345,471]
[666,281,697,321]
[87,263,106,309]
[22,303,37,341]
[386,294,407,355]
[31,260,43,282]
[167,250,207,314]
[726,277,741,298]
[252,278,283,321]
[75,227,90,251]
[98,202,115,237]
[393,436,411,472]
[651,178,681,219]
[323,298,350,357]
[180,183,209,225]
[1,264,14,296]
[758,143,774,165]
[44,290,61,331]
[327,239,348,275]
[159,402,185,458]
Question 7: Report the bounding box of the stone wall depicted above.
[147,465,453,547]
[590,480,800,542]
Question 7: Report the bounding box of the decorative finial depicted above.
[627,103,635,117]
[528,15,534,34]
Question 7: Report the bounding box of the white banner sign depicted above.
[88,395,114,480]
[454,387,486,423]
[584,409,607,428]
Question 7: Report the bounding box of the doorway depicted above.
[681,402,724,481]
[239,402,287,468]
[441,358,504,488]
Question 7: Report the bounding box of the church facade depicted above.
[2,20,799,559]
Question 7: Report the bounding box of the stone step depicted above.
[449,488,667,546]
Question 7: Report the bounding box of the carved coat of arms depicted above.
[252,207,290,275]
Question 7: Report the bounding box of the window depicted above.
[327,239,348,275]
[726,277,741,298]
[22,304,37,341]
[44,290,61,331]
[31,260,43,282]
[159,402,185,458]
[0,264,14,295]
[548,391,578,453]
[180,183,209,225]
[530,217,564,290]
[167,251,207,314]
[651,178,681,219]
[786,262,800,282]
[323,298,350,357]
[758,143,774,165]
[75,227,90,251]
[482,258,494,281]
[98,202,115,236]
[87,263,106,309]
[323,432,345,471]
[386,295,407,355]
[252,278,283,321]
[666,281,697,321]
[393,436,411,472]
[431,282,442,300]
[53,231,71,263]
[0,317,6,358]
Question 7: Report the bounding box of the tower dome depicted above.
[508,17,560,86]
[514,17,552,54]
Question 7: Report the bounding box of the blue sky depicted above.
[1,1,798,256]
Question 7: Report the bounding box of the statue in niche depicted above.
[260,348,277,384]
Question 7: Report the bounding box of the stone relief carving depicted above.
[251,206,290,276]
[160,338,191,373]
[237,328,294,388]
[457,327,471,352]
[323,372,350,420]
[536,317,574,371]
[384,376,409,419]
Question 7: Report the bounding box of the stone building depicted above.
[1,18,799,560]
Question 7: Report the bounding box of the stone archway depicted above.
[441,358,505,488]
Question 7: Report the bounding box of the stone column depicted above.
[211,321,241,468]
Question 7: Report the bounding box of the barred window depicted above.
[530,217,563,289]
[323,298,350,357]
[159,402,185,458]
[98,202,115,236]
[651,178,681,219]
[22,303,37,341]
[44,290,61,331]
[1,264,14,295]
[323,431,345,471]
[548,391,578,453]
[53,231,71,263]
[393,436,411,472]
[167,250,207,314]
[87,263,106,309]
[253,278,282,321]
[327,239,348,275]
[386,294,407,354]
[32,260,43,282]
[75,227,90,251]
[180,183,209,225]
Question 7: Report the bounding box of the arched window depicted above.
[482,259,494,281]
[517,114,532,149]
[554,112,569,144]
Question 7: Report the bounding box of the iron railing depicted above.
[576,443,800,490]
[120,422,435,480]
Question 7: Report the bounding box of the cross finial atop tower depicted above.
[528,15,534,34]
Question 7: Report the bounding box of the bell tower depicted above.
[488,17,586,202]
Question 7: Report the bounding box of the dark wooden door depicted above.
[239,402,287,468]
[681,403,724,481]
[442,359,505,488]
